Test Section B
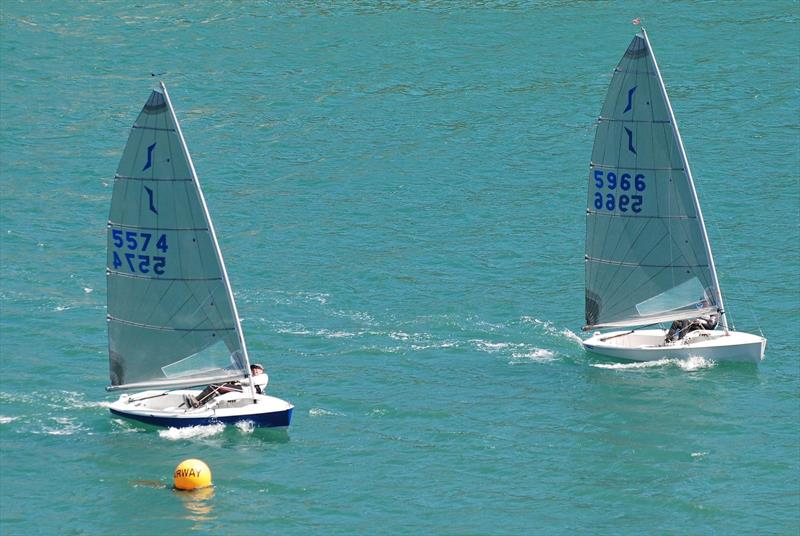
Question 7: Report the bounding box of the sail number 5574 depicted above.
[593,170,646,213]
[110,229,168,275]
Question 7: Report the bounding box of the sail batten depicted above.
[587,211,697,221]
[108,221,210,231]
[131,126,176,132]
[591,163,684,171]
[584,30,720,330]
[108,271,222,282]
[114,175,193,182]
[599,118,672,125]
[587,257,708,268]
[109,316,235,332]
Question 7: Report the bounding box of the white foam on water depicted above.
[691,451,708,458]
[317,329,357,338]
[234,420,255,434]
[59,391,111,409]
[384,329,459,351]
[331,309,377,325]
[42,416,85,436]
[389,331,411,341]
[44,429,77,436]
[158,423,226,440]
[276,326,313,336]
[249,289,330,307]
[472,319,506,331]
[522,316,583,345]
[83,287,93,293]
[592,356,716,371]
[309,408,343,417]
[275,322,360,339]
[592,358,673,370]
[270,290,329,305]
[0,392,35,404]
[471,340,519,353]
[522,316,551,329]
[560,329,584,345]
[676,356,716,371]
[111,418,146,433]
[303,292,329,305]
[68,399,112,409]
[510,348,557,363]
[411,340,458,351]
[0,416,19,424]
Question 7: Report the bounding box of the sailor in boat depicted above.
[665,306,719,344]
[184,363,269,408]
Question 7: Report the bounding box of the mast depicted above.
[640,29,729,332]
[159,82,258,393]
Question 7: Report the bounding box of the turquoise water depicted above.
[1,1,798,534]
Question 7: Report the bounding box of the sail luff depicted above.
[158,82,255,371]
[640,30,728,331]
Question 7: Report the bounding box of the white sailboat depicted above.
[106,82,294,426]
[581,29,766,363]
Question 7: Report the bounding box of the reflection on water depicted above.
[175,486,216,524]
[250,427,291,444]
[218,426,292,448]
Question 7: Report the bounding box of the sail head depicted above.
[584,33,718,329]
[107,88,246,389]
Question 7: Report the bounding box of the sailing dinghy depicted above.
[581,29,766,363]
[106,82,294,427]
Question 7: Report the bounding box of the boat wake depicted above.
[591,356,716,371]
[468,339,557,364]
[521,316,583,345]
[509,348,557,364]
[471,340,524,353]
[61,392,113,410]
[0,413,90,436]
[42,417,86,436]
[263,309,580,365]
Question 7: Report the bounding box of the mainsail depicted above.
[584,30,725,330]
[107,83,250,390]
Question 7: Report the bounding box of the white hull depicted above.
[582,329,765,363]
[109,389,294,428]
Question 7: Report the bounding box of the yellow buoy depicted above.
[173,459,212,491]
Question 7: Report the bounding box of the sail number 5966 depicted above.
[593,170,646,213]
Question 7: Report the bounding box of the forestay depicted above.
[107,84,249,390]
[584,31,723,330]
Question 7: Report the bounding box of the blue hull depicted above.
[109,407,293,429]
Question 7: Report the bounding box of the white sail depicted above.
[107,84,249,390]
[584,31,723,330]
